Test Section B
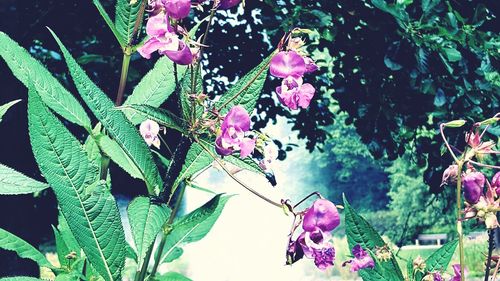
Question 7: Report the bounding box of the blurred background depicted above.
[0,0,498,279]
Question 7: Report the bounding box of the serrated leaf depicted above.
[124,57,187,124]
[215,53,273,115]
[443,48,462,62]
[127,197,171,267]
[93,0,125,47]
[425,239,458,272]
[50,29,163,195]
[159,194,231,264]
[97,134,143,180]
[115,0,143,45]
[119,105,186,133]
[223,155,264,175]
[0,228,53,269]
[28,91,126,281]
[0,163,49,195]
[157,272,192,281]
[0,99,21,122]
[179,68,203,120]
[343,195,403,281]
[172,143,212,191]
[52,225,70,267]
[0,32,91,129]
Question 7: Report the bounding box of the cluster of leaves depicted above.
[0,0,275,279]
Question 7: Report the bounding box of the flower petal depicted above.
[270,51,306,79]
[138,37,164,59]
[162,40,194,65]
[239,138,255,158]
[297,83,315,109]
[164,0,191,19]
[223,106,251,131]
[303,199,340,232]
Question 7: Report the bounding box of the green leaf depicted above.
[224,155,265,176]
[50,29,163,195]
[159,194,231,264]
[0,163,49,195]
[443,48,462,62]
[97,134,143,180]
[0,99,21,122]
[92,0,125,47]
[115,0,143,45]
[157,272,192,281]
[52,225,70,267]
[0,32,91,129]
[28,90,126,281]
[128,197,171,267]
[179,68,203,120]
[119,105,186,133]
[215,53,273,115]
[0,227,53,269]
[124,57,187,124]
[172,143,212,191]
[444,120,466,128]
[425,239,458,272]
[343,195,403,281]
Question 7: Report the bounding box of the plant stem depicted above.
[485,229,495,281]
[115,52,131,106]
[150,182,187,277]
[456,160,465,281]
[99,154,110,180]
[135,245,154,281]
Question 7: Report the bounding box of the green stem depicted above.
[456,160,465,281]
[115,52,131,106]
[135,245,154,281]
[150,183,187,277]
[99,154,110,180]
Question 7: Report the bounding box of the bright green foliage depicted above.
[0,99,21,122]
[28,91,126,281]
[92,0,125,47]
[0,32,91,129]
[127,197,171,268]
[114,0,143,45]
[97,134,143,180]
[415,239,458,280]
[0,278,46,281]
[124,57,187,124]
[159,194,231,264]
[0,227,53,269]
[215,53,274,115]
[0,163,48,195]
[119,105,186,133]
[157,272,192,281]
[173,143,212,190]
[52,225,70,268]
[224,154,265,176]
[343,195,404,281]
[179,69,204,120]
[50,29,163,195]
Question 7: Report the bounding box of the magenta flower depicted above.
[451,264,467,281]
[492,172,500,196]
[163,0,191,19]
[298,229,335,270]
[270,51,306,79]
[463,171,485,204]
[342,244,375,272]
[140,119,161,148]
[303,199,340,232]
[304,57,319,74]
[218,0,241,9]
[276,76,315,110]
[138,13,194,65]
[215,106,255,158]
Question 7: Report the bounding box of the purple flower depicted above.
[298,229,335,270]
[270,51,306,79]
[303,57,319,73]
[215,106,255,158]
[451,264,467,281]
[140,119,161,148]
[492,172,500,196]
[163,0,191,19]
[218,0,241,9]
[302,199,340,232]
[138,13,194,65]
[276,76,315,110]
[463,171,485,204]
[342,244,375,272]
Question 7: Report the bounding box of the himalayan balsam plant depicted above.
[0,0,484,280]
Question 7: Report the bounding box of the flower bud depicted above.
[302,199,340,232]
[441,165,458,186]
[163,0,191,19]
[413,256,426,273]
[462,171,485,204]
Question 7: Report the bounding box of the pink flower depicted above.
[492,172,500,196]
[163,0,191,19]
[258,142,278,171]
[140,119,161,148]
[451,264,467,281]
[304,57,319,73]
[342,244,375,272]
[276,76,315,110]
[441,165,458,186]
[218,0,241,9]
[138,13,194,65]
[215,106,255,158]
[297,229,335,270]
[462,171,485,204]
[270,51,306,79]
[302,199,340,232]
